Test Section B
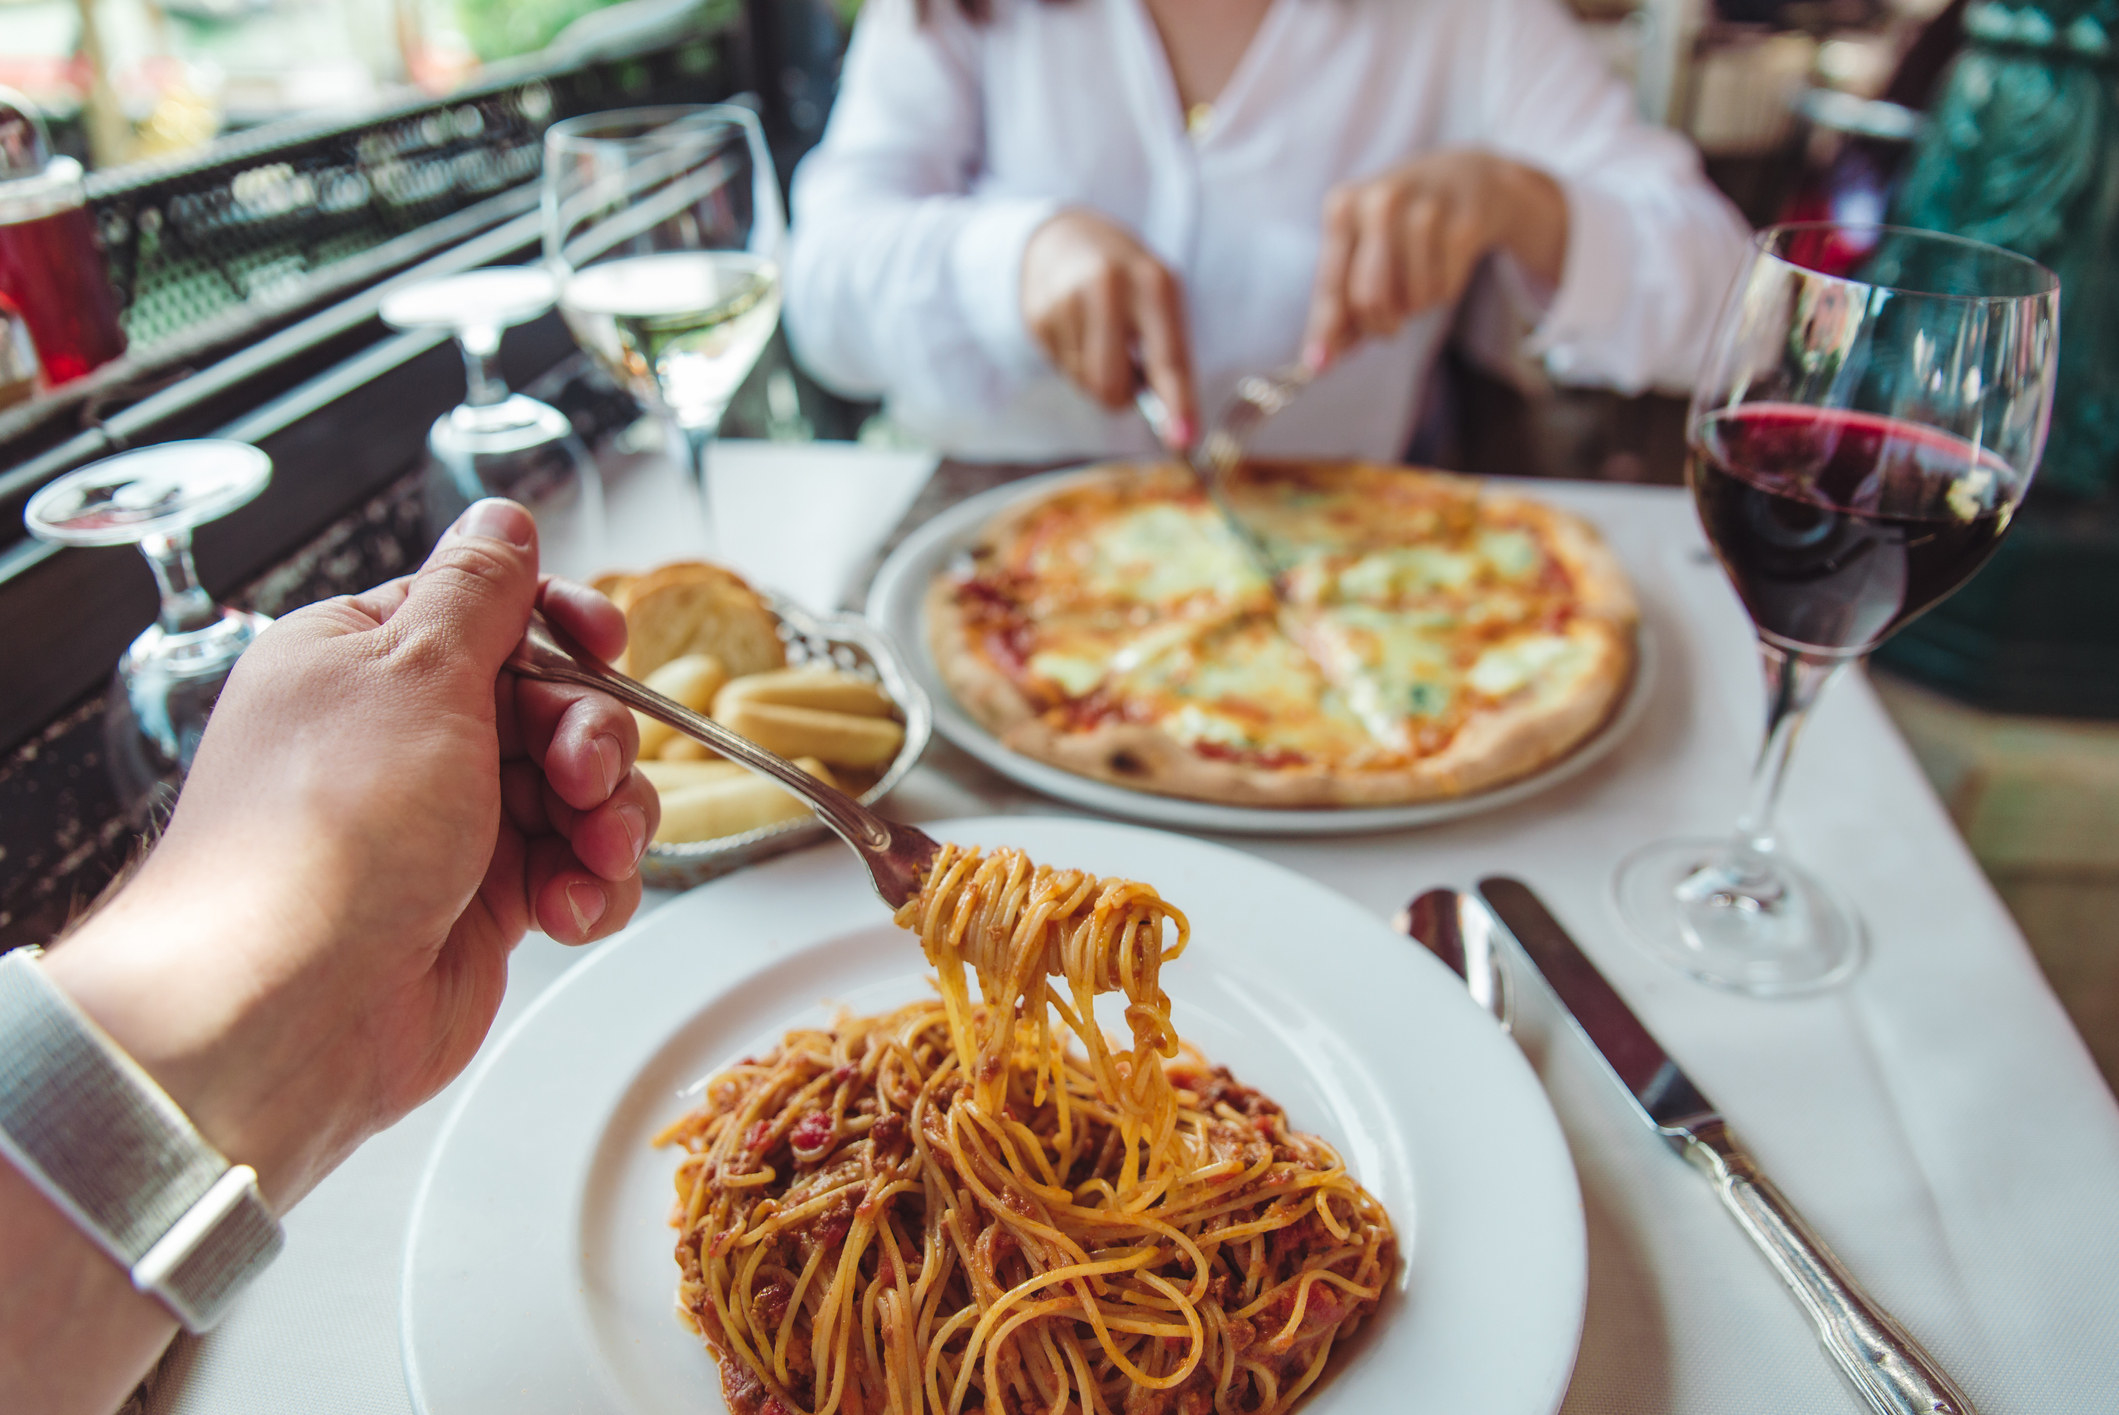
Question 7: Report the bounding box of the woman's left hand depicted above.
[1302,149,1568,372]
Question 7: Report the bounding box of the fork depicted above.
[506,611,940,908]
[1193,363,1316,477]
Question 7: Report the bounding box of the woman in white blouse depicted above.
[784,0,1752,462]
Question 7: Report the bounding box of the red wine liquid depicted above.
[1690,404,2016,655]
[0,204,127,385]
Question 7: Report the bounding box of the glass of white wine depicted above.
[542,105,785,552]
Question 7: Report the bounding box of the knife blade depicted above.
[1475,876,1976,1415]
[1133,382,1291,599]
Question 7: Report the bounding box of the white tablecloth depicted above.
[147,447,2119,1415]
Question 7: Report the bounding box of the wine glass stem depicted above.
[141,531,220,635]
[674,414,720,548]
[459,325,508,408]
[1732,641,1846,865]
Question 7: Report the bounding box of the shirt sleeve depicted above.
[783,0,1059,417]
[1469,0,1755,395]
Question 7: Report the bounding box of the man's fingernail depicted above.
[616,803,648,866]
[568,881,608,935]
[450,498,534,550]
[1171,416,1195,449]
[1302,339,1330,374]
[593,733,623,797]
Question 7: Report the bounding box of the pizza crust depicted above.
[926,574,1041,736]
[1484,491,1640,624]
[1412,618,1634,797]
[927,462,1639,809]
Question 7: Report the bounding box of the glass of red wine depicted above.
[1615,223,2059,995]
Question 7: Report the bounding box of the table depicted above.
[142,447,2119,1415]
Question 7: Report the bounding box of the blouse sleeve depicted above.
[783,0,1059,413]
[1471,0,1754,395]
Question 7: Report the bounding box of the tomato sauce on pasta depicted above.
[656,844,1397,1415]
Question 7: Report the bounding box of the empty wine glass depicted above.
[379,266,597,540]
[1614,224,2059,996]
[543,104,785,552]
[24,440,274,820]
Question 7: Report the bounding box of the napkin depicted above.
[705,440,937,613]
[534,437,937,614]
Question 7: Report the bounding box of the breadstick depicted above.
[714,700,905,769]
[635,653,728,759]
[713,667,896,720]
[638,758,745,793]
[651,757,838,844]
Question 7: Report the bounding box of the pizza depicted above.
[924,460,1638,808]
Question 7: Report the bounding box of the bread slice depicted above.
[619,562,786,683]
[588,570,635,602]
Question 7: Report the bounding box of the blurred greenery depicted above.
[1890,0,2119,499]
[455,0,631,61]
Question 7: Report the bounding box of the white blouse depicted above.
[784,0,1753,461]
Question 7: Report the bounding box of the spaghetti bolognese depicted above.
[656,844,1397,1415]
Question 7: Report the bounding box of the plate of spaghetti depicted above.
[403,817,1586,1415]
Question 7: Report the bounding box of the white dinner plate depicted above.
[403,817,1586,1415]
[864,470,1656,836]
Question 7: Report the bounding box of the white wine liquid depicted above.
[559,251,782,424]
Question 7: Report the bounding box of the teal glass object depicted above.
[1891,0,2116,498]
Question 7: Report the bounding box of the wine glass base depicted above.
[1613,837,1866,997]
[123,606,269,681]
[428,398,592,512]
[24,441,271,545]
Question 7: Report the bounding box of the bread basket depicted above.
[639,596,932,891]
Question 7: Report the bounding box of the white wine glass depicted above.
[24,440,273,822]
[542,105,785,552]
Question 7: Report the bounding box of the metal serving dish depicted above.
[638,596,932,891]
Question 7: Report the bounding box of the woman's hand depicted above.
[1303,150,1568,371]
[1021,208,1199,445]
[41,499,657,1209]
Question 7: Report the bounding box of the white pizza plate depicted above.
[402,816,1587,1415]
[864,470,1656,836]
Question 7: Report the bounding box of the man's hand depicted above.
[41,499,657,1209]
[1021,207,1199,445]
[1303,150,1568,371]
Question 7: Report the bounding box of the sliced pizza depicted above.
[927,461,1637,807]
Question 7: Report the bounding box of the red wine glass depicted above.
[1615,224,2058,995]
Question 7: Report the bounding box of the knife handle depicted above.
[1681,1120,1976,1415]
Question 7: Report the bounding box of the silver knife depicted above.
[1134,370,1308,598]
[1474,876,1976,1415]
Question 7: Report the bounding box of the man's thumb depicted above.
[390,499,540,674]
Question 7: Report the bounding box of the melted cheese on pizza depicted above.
[947,464,1625,775]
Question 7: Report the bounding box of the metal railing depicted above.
[0,12,742,463]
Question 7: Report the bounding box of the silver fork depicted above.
[1194,363,1316,479]
[506,611,940,907]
